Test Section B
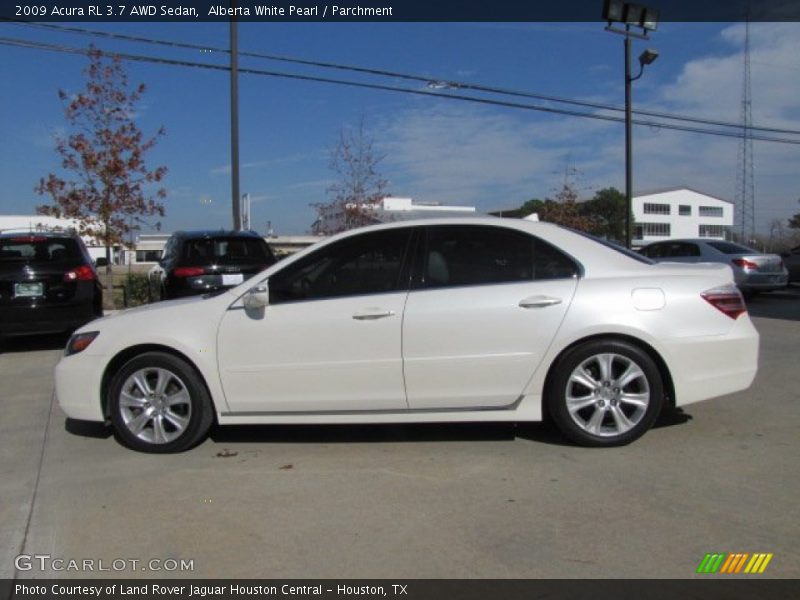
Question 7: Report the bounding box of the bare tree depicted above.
[36,47,167,301]
[538,182,599,234]
[313,117,388,234]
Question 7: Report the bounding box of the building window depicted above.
[135,250,162,262]
[679,205,691,216]
[699,225,725,238]
[699,206,723,217]
[643,203,671,215]
[640,223,671,237]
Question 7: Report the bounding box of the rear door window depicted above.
[418,225,577,289]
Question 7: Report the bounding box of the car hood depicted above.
[70,292,230,360]
[102,295,206,319]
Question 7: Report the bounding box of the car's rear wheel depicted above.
[548,339,664,447]
[109,352,213,453]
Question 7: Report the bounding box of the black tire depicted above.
[548,339,664,447]
[109,352,213,453]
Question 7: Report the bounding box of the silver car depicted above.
[639,239,788,296]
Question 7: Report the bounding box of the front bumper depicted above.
[55,352,107,422]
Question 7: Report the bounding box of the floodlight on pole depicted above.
[639,48,659,65]
[631,48,659,81]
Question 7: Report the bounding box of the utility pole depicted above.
[735,20,755,244]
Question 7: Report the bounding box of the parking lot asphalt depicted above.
[2,287,799,580]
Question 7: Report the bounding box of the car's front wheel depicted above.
[109,352,213,453]
[548,339,664,447]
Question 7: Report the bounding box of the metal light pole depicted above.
[230,6,241,231]
[624,34,633,249]
[624,42,659,248]
[603,1,659,248]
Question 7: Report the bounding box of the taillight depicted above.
[732,258,758,270]
[64,264,96,282]
[702,285,747,319]
[173,267,205,277]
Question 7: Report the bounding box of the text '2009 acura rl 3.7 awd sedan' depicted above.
[55,218,759,452]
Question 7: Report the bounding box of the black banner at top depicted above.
[2,0,800,23]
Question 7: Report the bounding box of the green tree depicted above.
[789,212,800,229]
[519,198,546,217]
[579,187,630,242]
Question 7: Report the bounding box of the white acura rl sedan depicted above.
[56,218,759,452]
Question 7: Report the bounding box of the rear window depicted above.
[0,237,82,262]
[182,237,274,264]
[707,241,755,255]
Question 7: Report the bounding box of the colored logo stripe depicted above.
[697,553,773,574]
[697,553,726,573]
[744,553,773,574]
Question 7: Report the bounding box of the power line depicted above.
[11,19,800,138]
[3,35,800,146]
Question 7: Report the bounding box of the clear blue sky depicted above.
[1,21,798,235]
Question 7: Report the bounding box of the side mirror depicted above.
[243,284,269,310]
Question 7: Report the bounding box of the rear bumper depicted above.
[664,316,759,407]
[0,303,99,337]
[737,272,788,292]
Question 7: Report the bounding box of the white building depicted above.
[632,187,734,247]
[312,196,476,234]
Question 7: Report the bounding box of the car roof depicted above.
[172,229,264,239]
[274,216,653,278]
[642,239,706,244]
[0,229,79,239]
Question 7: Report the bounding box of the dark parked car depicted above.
[781,245,800,283]
[153,230,277,300]
[0,229,102,338]
[639,239,788,297]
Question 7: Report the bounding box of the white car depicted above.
[56,218,759,452]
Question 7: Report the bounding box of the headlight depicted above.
[65,331,99,356]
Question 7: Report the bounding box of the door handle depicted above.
[519,295,562,309]
[352,309,396,320]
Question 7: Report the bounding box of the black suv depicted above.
[0,230,103,338]
[154,230,277,300]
